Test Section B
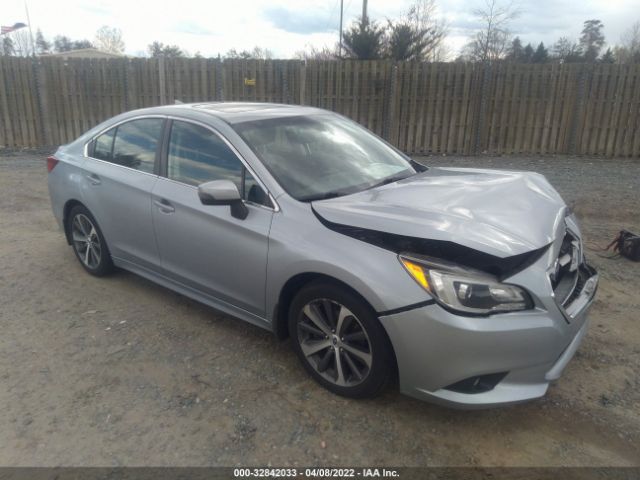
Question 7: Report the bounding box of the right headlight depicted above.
[399,255,533,315]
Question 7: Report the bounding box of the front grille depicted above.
[551,230,582,306]
[563,265,590,307]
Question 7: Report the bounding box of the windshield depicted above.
[232,114,417,201]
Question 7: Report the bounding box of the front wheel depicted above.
[67,205,114,276]
[288,282,394,398]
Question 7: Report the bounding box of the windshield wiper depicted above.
[367,172,415,190]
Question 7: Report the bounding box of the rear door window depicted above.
[91,118,163,174]
[111,119,164,174]
[92,128,115,161]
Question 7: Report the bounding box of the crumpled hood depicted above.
[312,167,567,258]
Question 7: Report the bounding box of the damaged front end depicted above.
[312,210,550,280]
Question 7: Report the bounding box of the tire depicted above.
[67,205,114,277]
[288,281,394,398]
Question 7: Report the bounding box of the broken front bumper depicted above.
[380,264,598,408]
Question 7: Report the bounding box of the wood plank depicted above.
[540,64,557,154]
[455,63,471,154]
[488,63,502,153]
[0,58,16,146]
[557,65,577,153]
[598,65,617,155]
[614,64,635,156]
[12,59,30,146]
[422,63,436,153]
[446,62,461,153]
[630,64,640,157]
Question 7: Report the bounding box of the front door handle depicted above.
[153,199,175,214]
[85,173,101,185]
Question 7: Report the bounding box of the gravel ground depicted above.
[0,150,638,467]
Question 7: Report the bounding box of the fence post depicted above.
[299,61,306,105]
[282,62,290,103]
[158,56,166,105]
[32,58,52,146]
[567,64,588,155]
[472,62,491,155]
[122,58,130,110]
[214,58,224,101]
[383,63,398,143]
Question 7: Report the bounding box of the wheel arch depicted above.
[62,199,87,245]
[273,271,399,381]
[273,272,387,340]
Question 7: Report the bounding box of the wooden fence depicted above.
[0,57,639,156]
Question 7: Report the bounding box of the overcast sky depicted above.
[2,0,639,58]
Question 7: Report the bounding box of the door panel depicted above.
[81,159,160,271]
[80,117,165,272]
[151,177,273,316]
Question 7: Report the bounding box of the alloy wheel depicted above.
[71,213,102,270]
[296,298,373,387]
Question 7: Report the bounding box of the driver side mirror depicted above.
[198,180,249,220]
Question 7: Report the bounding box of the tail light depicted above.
[47,156,59,173]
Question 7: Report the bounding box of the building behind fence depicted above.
[0,57,639,157]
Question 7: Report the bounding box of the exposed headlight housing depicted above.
[399,254,533,315]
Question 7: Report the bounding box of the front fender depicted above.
[265,200,429,322]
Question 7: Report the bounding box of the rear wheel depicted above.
[67,205,114,276]
[288,282,394,398]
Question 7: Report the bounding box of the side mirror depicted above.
[198,180,249,220]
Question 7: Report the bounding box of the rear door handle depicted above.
[153,199,175,214]
[85,173,101,185]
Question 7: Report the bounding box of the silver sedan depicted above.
[47,103,598,408]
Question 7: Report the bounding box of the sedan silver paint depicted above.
[47,102,598,408]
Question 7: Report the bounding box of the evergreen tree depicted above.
[531,42,549,63]
[343,16,387,60]
[148,41,185,57]
[579,19,605,62]
[599,48,615,63]
[522,43,534,62]
[1,36,15,56]
[35,29,51,55]
[53,35,73,52]
[506,36,524,61]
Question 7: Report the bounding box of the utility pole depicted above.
[338,0,344,58]
[362,0,368,21]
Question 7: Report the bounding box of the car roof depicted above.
[129,102,326,124]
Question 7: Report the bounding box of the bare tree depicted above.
[551,36,582,63]
[615,21,640,63]
[463,0,519,63]
[9,29,33,56]
[621,21,640,52]
[430,41,451,61]
[250,46,273,59]
[407,0,448,61]
[225,46,273,60]
[385,0,447,61]
[94,26,125,54]
[294,45,338,60]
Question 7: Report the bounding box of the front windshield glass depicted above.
[232,114,416,201]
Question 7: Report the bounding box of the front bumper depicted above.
[380,264,598,409]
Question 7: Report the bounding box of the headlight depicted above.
[399,255,533,315]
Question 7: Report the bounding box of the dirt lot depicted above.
[0,151,638,467]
